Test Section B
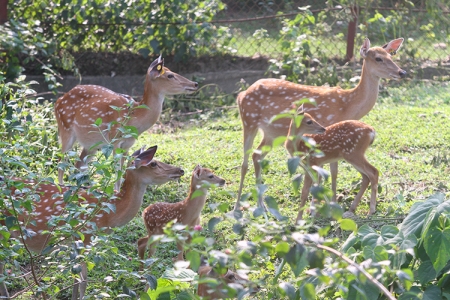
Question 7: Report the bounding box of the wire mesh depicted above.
[212,1,449,63]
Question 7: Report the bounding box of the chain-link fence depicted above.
[212,0,449,63]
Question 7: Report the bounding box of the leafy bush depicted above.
[11,0,225,62]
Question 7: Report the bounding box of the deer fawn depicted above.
[138,165,225,264]
[236,38,405,210]
[197,258,259,299]
[0,146,184,300]
[55,55,198,186]
[285,109,379,222]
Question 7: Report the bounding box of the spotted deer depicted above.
[0,146,184,300]
[235,38,405,210]
[285,109,378,222]
[197,258,259,299]
[55,55,198,186]
[138,165,225,264]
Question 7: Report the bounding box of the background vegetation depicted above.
[1,0,450,299]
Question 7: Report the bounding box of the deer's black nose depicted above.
[194,82,199,88]
[179,169,185,176]
[399,70,407,78]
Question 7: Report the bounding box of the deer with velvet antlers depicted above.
[0,146,184,300]
[235,38,406,210]
[285,107,379,222]
[55,55,198,187]
[138,165,225,264]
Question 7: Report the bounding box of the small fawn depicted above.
[55,55,198,187]
[197,258,259,299]
[138,165,225,263]
[285,108,379,222]
[0,146,184,300]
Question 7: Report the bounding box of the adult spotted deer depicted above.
[0,146,184,300]
[55,55,198,185]
[235,38,406,210]
[138,165,225,264]
[285,109,378,222]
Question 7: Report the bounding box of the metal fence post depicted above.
[0,0,7,24]
[345,6,359,62]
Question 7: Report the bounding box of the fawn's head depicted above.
[147,55,198,95]
[191,165,226,188]
[129,146,184,185]
[290,105,326,136]
[360,38,407,80]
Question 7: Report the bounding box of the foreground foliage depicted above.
[1,74,450,299]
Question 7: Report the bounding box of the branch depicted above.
[316,244,396,300]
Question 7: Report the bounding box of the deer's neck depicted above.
[108,172,147,228]
[183,181,209,218]
[346,60,381,119]
[129,76,165,134]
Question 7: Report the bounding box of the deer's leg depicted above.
[58,130,77,184]
[75,148,94,170]
[236,127,258,210]
[347,155,379,215]
[137,236,149,260]
[0,262,10,299]
[330,162,338,202]
[296,174,313,223]
[252,135,274,209]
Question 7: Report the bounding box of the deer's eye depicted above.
[168,74,174,79]
[208,175,214,179]
[150,161,157,167]
[306,120,313,125]
[227,274,236,280]
[375,57,382,62]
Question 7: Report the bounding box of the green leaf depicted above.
[380,225,399,240]
[272,136,287,148]
[417,260,436,285]
[186,251,200,272]
[207,217,221,232]
[5,216,17,229]
[423,285,441,300]
[275,242,290,255]
[300,283,315,300]
[361,233,382,248]
[162,269,196,282]
[399,193,445,238]
[285,244,307,277]
[339,219,357,232]
[423,216,450,274]
[279,282,297,300]
[94,118,102,126]
[287,157,300,175]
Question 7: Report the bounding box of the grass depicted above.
[3,80,450,298]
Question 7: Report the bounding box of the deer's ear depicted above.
[381,38,404,55]
[148,55,165,78]
[194,164,202,178]
[134,145,157,168]
[360,38,371,58]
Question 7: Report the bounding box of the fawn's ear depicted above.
[194,164,202,178]
[148,55,165,79]
[134,145,157,168]
[381,38,404,55]
[360,38,371,58]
